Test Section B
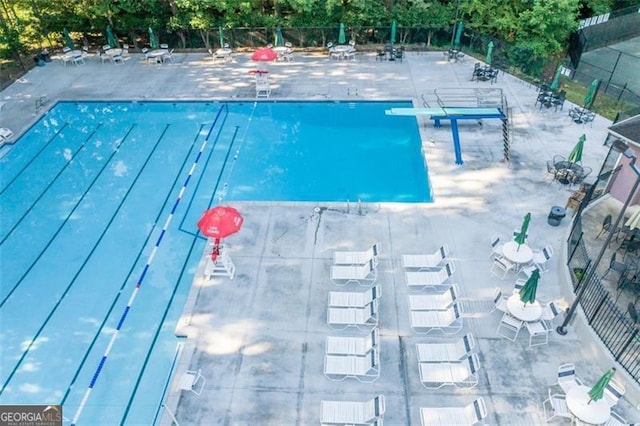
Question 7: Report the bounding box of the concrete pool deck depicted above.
[1,49,639,424]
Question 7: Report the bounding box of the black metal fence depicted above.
[567,216,640,384]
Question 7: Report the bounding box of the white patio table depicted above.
[506,294,542,322]
[566,385,610,425]
[501,241,533,265]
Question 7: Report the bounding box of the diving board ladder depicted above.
[501,98,513,162]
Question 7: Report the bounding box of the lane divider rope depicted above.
[70,109,224,425]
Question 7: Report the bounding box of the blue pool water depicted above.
[0,101,430,424]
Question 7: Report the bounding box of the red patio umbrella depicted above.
[197,206,244,261]
[251,47,277,62]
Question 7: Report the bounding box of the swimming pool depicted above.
[0,100,430,424]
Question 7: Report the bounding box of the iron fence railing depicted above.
[567,216,640,383]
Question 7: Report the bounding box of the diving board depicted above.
[385,107,507,165]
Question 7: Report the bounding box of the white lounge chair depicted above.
[326,328,379,356]
[334,243,379,266]
[331,259,377,286]
[525,320,552,347]
[408,285,459,311]
[490,287,508,313]
[418,353,480,389]
[329,285,381,308]
[405,262,455,290]
[402,244,450,270]
[321,395,385,426]
[324,350,380,382]
[409,303,463,334]
[327,300,378,331]
[416,333,474,362]
[0,127,14,145]
[420,397,488,426]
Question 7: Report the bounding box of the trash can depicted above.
[548,206,566,226]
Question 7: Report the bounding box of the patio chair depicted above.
[405,262,455,290]
[525,319,552,347]
[333,243,379,266]
[324,350,380,382]
[401,244,450,270]
[419,397,487,426]
[541,301,561,322]
[604,410,628,426]
[513,279,525,293]
[409,302,463,334]
[531,245,554,273]
[408,284,459,311]
[490,287,508,313]
[496,312,524,342]
[489,234,503,259]
[177,368,205,395]
[552,90,566,111]
[602,252,627,281]
[416,333,475,362]
[328,285,381,308]
[326,328,379,356]
[489,257,516,280]
[596,214,617,241]
[542,388,572,422]
[545,160,559,183]
[418,353,480,389]
[557,363,583,393]
[327,300,378,331]
[331,259,377,286]
[603,378,625,407]
[320,395,385,426]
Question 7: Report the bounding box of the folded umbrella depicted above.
[588,368,616,403]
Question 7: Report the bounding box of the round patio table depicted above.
[507,294,542,321]
[501,241,533,265]
[554,161,584,184]
[566,385,610,425]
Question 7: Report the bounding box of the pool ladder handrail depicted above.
[35,95,48,113]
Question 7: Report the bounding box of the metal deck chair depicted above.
[324,350,380,382]
[409,302,463,334]
[405,262,455,290]
[331,259,377,286]
[326,328,379,356]
[328,285,381,308]
[321,395,385,426]
[401,244,450,270]
[416,333,475,362]
[418,353,480,389]
[327,300,379,331]
[333,243,379,266]
[408,284,459,311]
[420,397,488,426]
[178,368,205,395]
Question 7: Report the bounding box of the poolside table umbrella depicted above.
[453,22,464,48]
[514,212,531,247]
[148,27,159,49]
[519,268,540,306]
[390,20,397,44]
[219,25,225,48]
[275,26,284,47]
[588,368,616,403]
[584,79,600,109]
[550,65,563,91]
[197,206,244,262]
[252,47,277,62]
[106,26,118,48]
[63,28,74,50]
[485,41,494,65]
[338,23,346,45]
[568,134,586,164]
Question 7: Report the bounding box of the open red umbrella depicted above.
[252,47,277,62]
[197,206,244,261]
